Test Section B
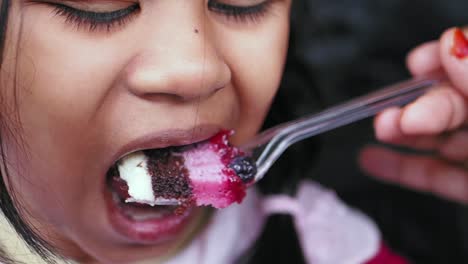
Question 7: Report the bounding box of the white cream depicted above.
[117,151,156,205]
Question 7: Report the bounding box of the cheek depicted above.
[214,18,290,142]
[0,8,124,224]
[11,6,139,176]
[17,8,124,125]
[0,136,70,227]
[0,6,65,221]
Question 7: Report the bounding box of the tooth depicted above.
[130,213,163,221]
[153,197,181,206]
[123,207,170,221]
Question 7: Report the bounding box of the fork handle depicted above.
[247,73,447,183]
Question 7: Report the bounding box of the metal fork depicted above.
[241,73,446,184]
[153,74,445,206]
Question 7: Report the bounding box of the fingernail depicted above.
[451,27,468,59]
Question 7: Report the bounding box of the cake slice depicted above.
[109,130,256,209]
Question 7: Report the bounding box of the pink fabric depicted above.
[163,180,409,264]
[263,181,381,264]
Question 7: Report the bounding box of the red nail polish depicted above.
[451,28,468,59]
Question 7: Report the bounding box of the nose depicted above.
[123,11,230,101]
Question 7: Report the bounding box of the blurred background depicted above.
[249,0,468,263]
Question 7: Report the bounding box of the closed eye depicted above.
[208,0,273,23]
[49,2,140,32]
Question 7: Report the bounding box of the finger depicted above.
[399,86,467,134]
[406,41,442,76]
[374,107,444,150]
[439,129,468,162]
[375,111,468,161]
[374,107,404,142]
[376,86,468,136]
[359,145,468,204]
[440,27,468,97]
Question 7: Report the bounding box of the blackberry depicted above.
[229,156,257,183]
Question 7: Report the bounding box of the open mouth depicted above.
[104,130,257,243]
[106,130,257,215]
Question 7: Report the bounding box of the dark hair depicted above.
[0,1,60,263]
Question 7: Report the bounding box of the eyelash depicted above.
[207,0,272,23]
[50,3,140,32]
[49,0,272,33]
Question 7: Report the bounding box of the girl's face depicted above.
[1,0,291,263]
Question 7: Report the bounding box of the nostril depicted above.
[122,48,231,102]
[136,92,192,103]
[124,66,229,102]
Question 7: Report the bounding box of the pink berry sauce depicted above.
[182,130,247,208]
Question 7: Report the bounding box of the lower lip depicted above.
[104,189,195,244]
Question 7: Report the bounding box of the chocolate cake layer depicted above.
[144,148,192,200]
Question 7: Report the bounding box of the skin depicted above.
[0,0,291,263]
[359,28,468,205]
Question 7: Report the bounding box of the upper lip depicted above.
[106,124,222,169]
